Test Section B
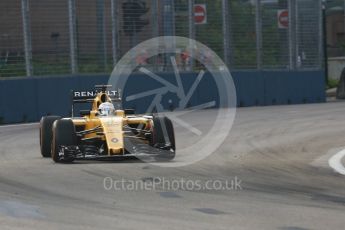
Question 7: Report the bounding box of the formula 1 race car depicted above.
[39,85,175,163]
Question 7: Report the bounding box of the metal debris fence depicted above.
[0,0,323,77]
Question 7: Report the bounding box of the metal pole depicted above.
[151,0,159,38]
[322,0,328,82]
[255,0,262,69]
[68,0,78,74]
[171,0,176,61]
[97,0,107,71]
[151,0,159,71]
[102,1,107,71]
[111,0,118,67]
[288,0,297,70]
[188,0,195,71]
[163,0,174,71]
[295,0,300,69]
[222,0,230,68]
[21,0,33,76]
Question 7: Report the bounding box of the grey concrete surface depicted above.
[1,103,345,230]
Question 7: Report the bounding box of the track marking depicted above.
[0,122,38,129]
[328,148,345,175]
[0,200,45,219]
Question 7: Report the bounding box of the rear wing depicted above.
[71,85,121,116]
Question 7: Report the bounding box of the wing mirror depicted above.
[80,110,91,116]
[124,109,135,115]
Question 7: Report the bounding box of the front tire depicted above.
[40,116,61,158]
[151,116,176,161]
[51,119,77,163]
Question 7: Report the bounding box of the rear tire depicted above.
[51,119,77,163]
[151,116,175,161]
[40,116,61,158]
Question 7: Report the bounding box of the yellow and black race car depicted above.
[39,85,175,163]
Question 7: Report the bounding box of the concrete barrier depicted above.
[337,68,345,99]
[0,70,325,124]
[328,57,345,80]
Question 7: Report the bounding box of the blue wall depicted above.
[0,70,325,124]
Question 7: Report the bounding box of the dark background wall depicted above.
[0,71,325,124]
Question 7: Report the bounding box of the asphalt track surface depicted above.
[1,103,345,230]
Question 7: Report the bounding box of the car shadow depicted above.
[69,156,155,164]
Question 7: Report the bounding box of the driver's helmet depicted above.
[98,102,115,116]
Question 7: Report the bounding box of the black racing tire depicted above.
[39,116,61,158]
[151,116,176,161]
[51,119,77,163]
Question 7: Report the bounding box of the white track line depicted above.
[328,148,345,175]
[0,122,39,129]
